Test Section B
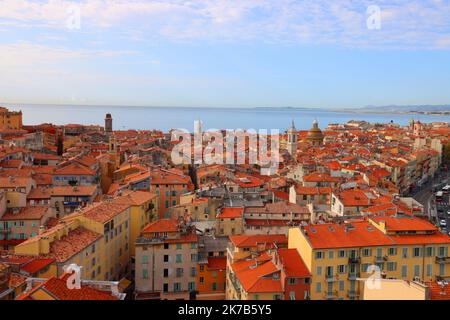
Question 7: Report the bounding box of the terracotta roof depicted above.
[303,172,340,182]
[17,273,119,300]
[429,281,450,300]
[294,186,332,195]
[53,163,95,176]
[142,219,179,233]
[218,207,244,219]
[232,259,282,293]
[277,248,311,278]
[0,177,32,188]
[115,190,157,206]
[303,221,395,249]
[52,185,98,196]
[81,201,130,223]
[370,216,438,232]
[206,257,226,270]
[9,273,27,288]
[49,227,102,263]
[21,258,55,274]
[1,206,50,221]
[229,234,287,248]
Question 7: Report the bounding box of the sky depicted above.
[0,0,450,108]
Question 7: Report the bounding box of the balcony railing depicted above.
[374,256,388,263]
[348,272,360,281]
[325,274,338,282]
[435,256,450,264]
[348,257,360,264]
[324,290,339,300]
[347,290,359,299]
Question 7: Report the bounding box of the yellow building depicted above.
[114,190,158,257]
[0,107,22,130]
[217,207,244,236]
[13,191,158,282]
[288,214,450,300]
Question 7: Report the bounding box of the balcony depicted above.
[348,257,360,264]
[374,256,388,263]
[0,228,11,234]
[348,272,360,281]
[435,256,450,264]
[347,290,359,299]
[324,290,339,300]
[325,274,338,282]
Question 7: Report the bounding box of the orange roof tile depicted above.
[218,207,244,219]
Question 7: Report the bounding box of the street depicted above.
[412,169,450,234]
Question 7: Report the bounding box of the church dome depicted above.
[306,120,324,143]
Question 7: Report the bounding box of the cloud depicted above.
[0,0,449,49]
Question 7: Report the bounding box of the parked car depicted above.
[439,219,447,227]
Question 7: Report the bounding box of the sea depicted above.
[3,103,450,132]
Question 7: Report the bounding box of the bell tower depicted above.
[105,113,113,134]
[287,120,298,156]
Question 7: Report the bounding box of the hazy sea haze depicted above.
[3,104,450,132]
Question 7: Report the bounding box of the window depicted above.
[426,264,432,277]
[316,266,322,276]
[200,265,204,272]
[362,248,371,257]
[288,278,297,285]
[176,243,182,250]
[163,255,169,263]
[413,247,421,257]
[438,246,447,257]
[142,269,148,279]
[315,251,324,259]
[315,282,322,293]
[199,277,204,284]
[414,265,420,277]
[163,283,168,292]
[328,251,334,259]
[402,248,408,258]
[338,265,346,274]
[176,268,183,277]
[191,254,197,262]
[401,265,408,277]
[339,281,344,291]
[289,291,296,300]
[173,283,181,292]
[326,266,334,277]
[338,250,345,258]
[387,262,397,272]
[388,247,397,256]
[211,282,217,291]
[425,247,434,257]
[188,282,196,291]
[376,248,383,257]
[163,269,169,277]
[190,242,197,249]
[164,243,169,250]
[176,254,182,263]
[142,255,149,264]
[361,264,370,273]
[212,271,218,278]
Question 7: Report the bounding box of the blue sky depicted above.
[1,0,450,108]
